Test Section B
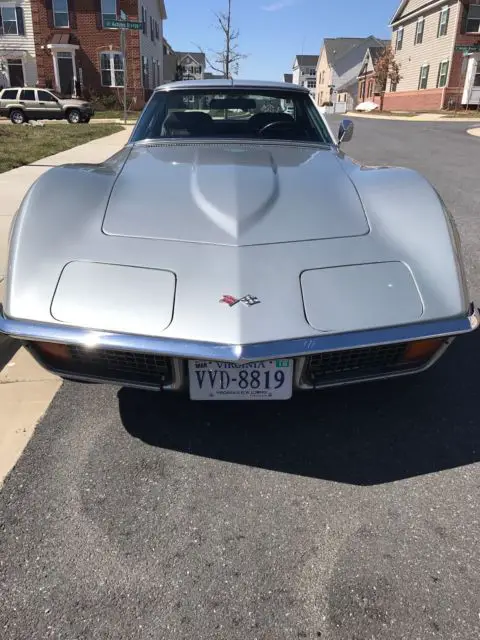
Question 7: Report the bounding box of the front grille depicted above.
[66,346,173,386]
[304,343,409,386]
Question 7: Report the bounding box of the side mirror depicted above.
[338,118,354,145]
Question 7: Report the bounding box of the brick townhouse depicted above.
[384,0,480,110]
[30,0,166,107]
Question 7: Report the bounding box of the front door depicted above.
[7,59,24,86]
[57,52,74,96]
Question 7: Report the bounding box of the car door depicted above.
[18,89,38,119]
[36,89,63,119]
[0,88,19,115]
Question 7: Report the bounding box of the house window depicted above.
[474,63,480,87]
[101,0,117,28]
[53,0,69,28]
[390,79,397,92]
[141,6,147,35]
[100,51,124,87]
[395,26,404,51]
[150,16,154,41]
[155,20,159,39]
[142,56,149,88]
[436,60,449,87]
[437,5,449,37]
[307,79,316,89]
[466,1,480,32]
[152,58,156,86]
[415,17,425,44]
[0,6,22,34]
[308,68,316,76]
[418,64,430,89]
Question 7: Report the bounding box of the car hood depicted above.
[102,142,370,246]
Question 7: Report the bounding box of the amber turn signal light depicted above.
[32,341,71,360]
[403,338,445,362]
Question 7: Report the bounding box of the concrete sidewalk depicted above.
[0,126,131,486]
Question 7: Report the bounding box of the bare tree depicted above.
[375,46,402,111]
[196,0,247,78]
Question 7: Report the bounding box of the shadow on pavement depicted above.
[0,335,21,372]
[118,331,480,486]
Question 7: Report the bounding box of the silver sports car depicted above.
[0,80,478,400]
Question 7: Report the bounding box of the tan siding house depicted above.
[0,0,37,88]
[385,0,480,110]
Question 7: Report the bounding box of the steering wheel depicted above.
[257,120,299,136]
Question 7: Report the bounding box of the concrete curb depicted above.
[0,126,132,489]
[346,111,480,123]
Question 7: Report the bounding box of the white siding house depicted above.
[0,0,37,89]
[292,54,318,94]
[139,0,166,89]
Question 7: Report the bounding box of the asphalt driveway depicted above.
[1,118,479,640]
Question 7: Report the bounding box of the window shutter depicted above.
[45,0,54,28]
[69,0,77,29]
[96,0,103,29]
[418,68,422,90]
[459,1,468,33]
[425,65,430,87]
[16,7,25,35]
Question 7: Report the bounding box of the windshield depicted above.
[130,88,332,145]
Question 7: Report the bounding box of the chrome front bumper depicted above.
[0,304,478,391]
[0,304,478,362]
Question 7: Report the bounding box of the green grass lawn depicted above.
[0,123,124,173]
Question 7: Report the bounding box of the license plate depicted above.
[188,359,294,400]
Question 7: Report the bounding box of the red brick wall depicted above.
[446,1,480,108]
[31,0,148,108]
[381,88,444,111]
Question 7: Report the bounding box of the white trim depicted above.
[1,56,25,87]
[0,4,19,35]
[46,43,79,51]
[99,49,124,88]
[390,0,449,27]
[49,47,78,96]
[52,0,69,28]
[177,53,203,67]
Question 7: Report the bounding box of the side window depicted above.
[38,90,56,102]
[19,89,35,101]
[1,89,18,100]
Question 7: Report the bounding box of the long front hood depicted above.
[102,142,370,246]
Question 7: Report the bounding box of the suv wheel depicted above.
[10,109,26,124]
[67,109,81,124]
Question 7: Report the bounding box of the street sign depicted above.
[103,19,142,29]
[455,44,480,53]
